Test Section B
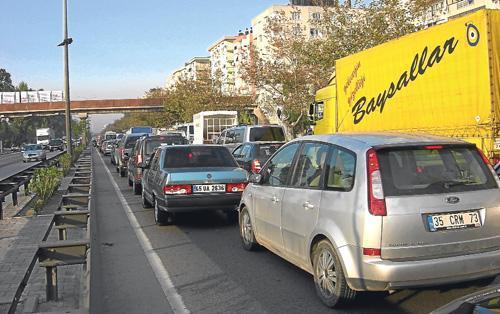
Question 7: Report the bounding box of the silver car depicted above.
[23,144,47,162]
[239,133,500,308]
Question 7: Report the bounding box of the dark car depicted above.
[115,133,144,177]
[232,141,285,173]
[48,139,65,151]
[127,135,187,195]
[141,145,248,225]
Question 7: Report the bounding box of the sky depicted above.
[0,0,357,132]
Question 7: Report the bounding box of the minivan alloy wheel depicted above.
[316,250,337,296]
[241,211,253,244]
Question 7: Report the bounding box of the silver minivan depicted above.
[239,133,500,308]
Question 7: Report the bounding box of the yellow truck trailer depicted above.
[310,9,500,163]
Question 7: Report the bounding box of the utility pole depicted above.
[59,0,73,157]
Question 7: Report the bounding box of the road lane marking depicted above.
[97,151,190,314]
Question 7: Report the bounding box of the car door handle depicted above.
[303,201,315,210]
[271,196,280,203]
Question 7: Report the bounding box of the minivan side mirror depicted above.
[249,173,262,184]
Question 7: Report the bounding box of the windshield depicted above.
[257,143,283,159]
[249,127,285,142]
[163,146,237,168]
[146,137,187,155]
[105,134,116,140]
[125,136,141,148]
[37,135,49,141]
[26,144,42,151]
[49,139,63,145]
[378,145,497,196]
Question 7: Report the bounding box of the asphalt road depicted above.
[91,149,498,314]
[0,151,62,181]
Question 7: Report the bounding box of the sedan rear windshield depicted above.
[249,127,285,142]
[164,146,237,168]
[377,145,497,196]
[146,137,187,155]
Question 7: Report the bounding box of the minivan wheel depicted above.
[141,189,152,208]
[312,240,356,308]
[239,207,258,251]
[154,199,172,226]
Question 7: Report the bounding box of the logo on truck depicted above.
[351,36,459,125]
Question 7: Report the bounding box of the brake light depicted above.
[367,149,387,216]
[476,148,491,165]
[363,248,381,256]
[424,145,443,150]
[137,154,143,165]
[226,183,247,193]
[120,148,125,159]
[251,160,262,173]
[163,185,192,195]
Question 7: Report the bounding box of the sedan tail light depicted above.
[163,185,192,195]
[226,183,248,193]
[251,160,262,173]
[367,149,386,216]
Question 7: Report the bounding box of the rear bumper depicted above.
[157,193,242,213]
[340,245,500,291]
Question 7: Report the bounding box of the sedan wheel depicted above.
[312,240,356,308]
[239,207,258,251]
[141,189,152,209]
[154,198,172,226]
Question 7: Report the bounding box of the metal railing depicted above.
[0,151,65,220]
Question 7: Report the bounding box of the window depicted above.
[241,144,252,158]
[234,128,244,143]
[291,143,329,188]
[310,28,321,38]
[232,145,243,157]
[225,129,236,144]
[291,11,301,20]
[311,12,321,20]
[217,131,226,144]
[326,147,356,190]
[292,25,302,36]
[163,146,237,168]
[249,127,285,141]
[378,146,497,196]
[264,143,300,186]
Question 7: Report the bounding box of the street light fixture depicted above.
[58,0,73,158]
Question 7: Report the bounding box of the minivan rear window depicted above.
[164,146,237,168]
[250,127,285,142]
[378,145,497,196]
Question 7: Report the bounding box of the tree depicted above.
[16,81,29,91]
[0,68,14,92]
[243,0,433,137]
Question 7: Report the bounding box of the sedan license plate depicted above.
[192,184,226,193]
[427,210,482,232]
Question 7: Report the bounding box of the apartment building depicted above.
[165,57,210,90]
[420,0,500,26]
[208,36,237,95]
[233,29,254,96]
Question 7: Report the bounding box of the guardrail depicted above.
[0,151,65,220]
[7,150,92,314]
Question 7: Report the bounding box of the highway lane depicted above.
[93,149,498,314]
[0,151,62,181]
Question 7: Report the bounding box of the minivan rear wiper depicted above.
[442,180,476,188]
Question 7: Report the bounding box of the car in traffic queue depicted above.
[214,125,286,151]
[495,161,500,178]
[47,138,65,152]
[141,145,248,225]
[114,133,144,177]
[238,133,500,308]
[102,139,117,156]
[127,134,187,195]
[232,141,285,174]
[22,144,47,162]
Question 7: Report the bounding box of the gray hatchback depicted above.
[239,133,500,308]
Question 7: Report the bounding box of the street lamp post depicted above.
[59,0,73,157]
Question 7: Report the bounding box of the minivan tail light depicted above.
[363,248,381,256]
[251,160,261,173]
[367,149,387,216]
[226,183,247,192]
[163,185,192,195]
[424,145,443,150]
[137,154,143,165]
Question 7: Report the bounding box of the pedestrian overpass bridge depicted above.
[0,98,164,118]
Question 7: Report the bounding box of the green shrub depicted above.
[28,166,62,213]
[59,153,72,175]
